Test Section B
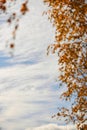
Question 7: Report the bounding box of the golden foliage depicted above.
[0,0,29,55]
[44,0,87,128]
[20,1,29,15]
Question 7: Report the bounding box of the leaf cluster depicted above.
[44,0,87,129]
[0,0,29,55]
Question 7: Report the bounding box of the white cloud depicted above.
[26,124,76,130]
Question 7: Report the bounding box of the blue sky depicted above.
[0,0,76,130]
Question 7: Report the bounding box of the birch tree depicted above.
[43,0,87,129]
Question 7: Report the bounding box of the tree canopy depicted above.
[44,0,87,129]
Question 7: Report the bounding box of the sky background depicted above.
[0,0,77,130]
